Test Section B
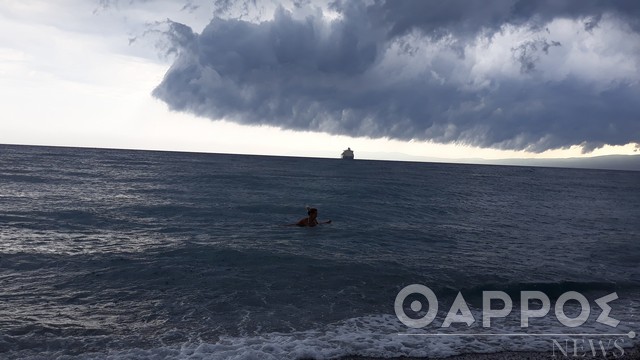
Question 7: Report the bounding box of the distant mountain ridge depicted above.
[356,151,640,171]
[487,154,640,171]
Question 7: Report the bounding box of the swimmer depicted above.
[290,207,331,227]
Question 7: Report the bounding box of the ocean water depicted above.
[0,144,639,359]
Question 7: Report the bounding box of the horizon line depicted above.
[1,142,638,172]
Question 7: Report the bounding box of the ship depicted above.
[341,147,354,160]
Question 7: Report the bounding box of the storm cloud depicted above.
[152,0,640,152]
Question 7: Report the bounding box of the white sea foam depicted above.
[10,309,636,360]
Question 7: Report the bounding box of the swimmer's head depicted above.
[307,207,318,216]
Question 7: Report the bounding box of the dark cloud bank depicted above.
[152,0,640,152]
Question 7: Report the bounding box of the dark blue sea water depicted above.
[1,144,639,359]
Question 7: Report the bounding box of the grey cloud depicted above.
[379,0,640,37]
[366,0,640,39]
[128,19,196,58]
[584,14,602,33]
[511,38,561,73]
[152,0,640,152]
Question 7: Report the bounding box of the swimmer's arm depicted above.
[288,218,311,227]
[282,218,330,226]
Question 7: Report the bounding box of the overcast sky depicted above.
[1,1,639,161]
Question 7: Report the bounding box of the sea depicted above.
[0,144,639,359]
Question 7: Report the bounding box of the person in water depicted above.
[295,207,331,227]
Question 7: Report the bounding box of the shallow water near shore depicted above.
[1,144,639,359]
